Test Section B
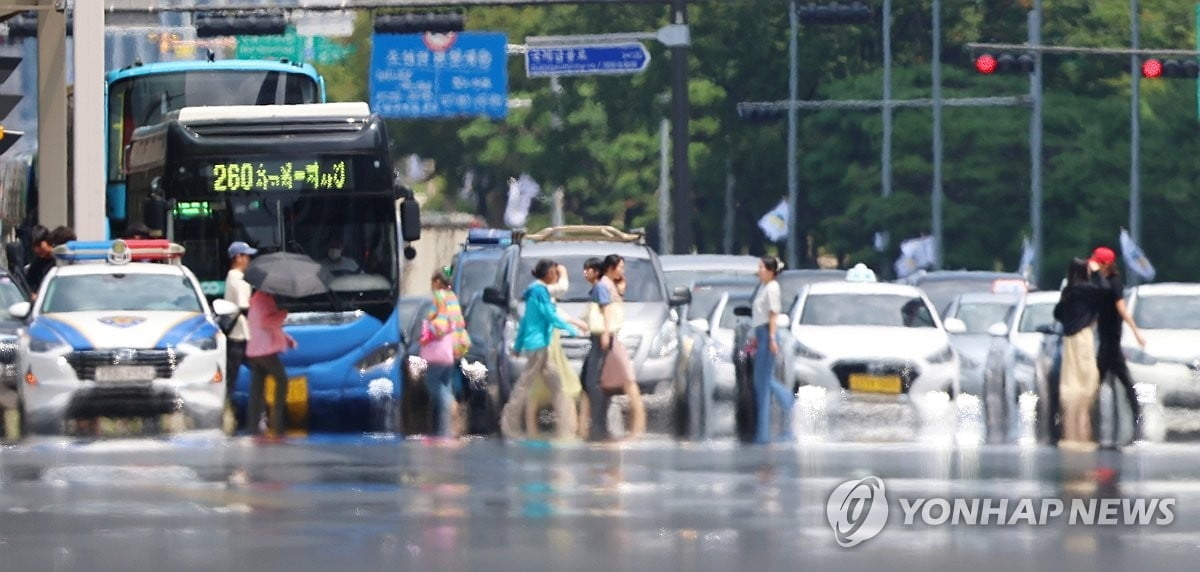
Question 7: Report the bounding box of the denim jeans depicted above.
[424,364,456,437]
[753,325,794,443]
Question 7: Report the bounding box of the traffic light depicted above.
[373,13,466,35]
[1141,58,1199,79]
[796,2,872,25]
[974,53,1034,75]
[0,56,22,156]
[194,12,287,38]
[736,103,785,123]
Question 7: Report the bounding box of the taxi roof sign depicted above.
[54,239,185,265]
[846,263,878,283]
[991,278,1029,294]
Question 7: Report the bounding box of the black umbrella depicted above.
[244,252,332,298]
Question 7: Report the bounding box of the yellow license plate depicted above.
[848,374,902,394]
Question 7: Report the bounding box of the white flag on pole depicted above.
[405,154,426,182]
[503,173,540,228]
[1017,235,1035,280]
[1119,228,1155,281]
[757,199,789,242]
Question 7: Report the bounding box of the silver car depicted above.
[660,254,760,291]
[941,292,1021,397]
[981,290,1060,443]
[675,281,758,438]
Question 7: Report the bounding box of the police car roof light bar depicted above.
[466,228,514,246]
[54,239,186,265]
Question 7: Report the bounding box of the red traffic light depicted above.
[975,54,997,74]
[1142,59,1163,78]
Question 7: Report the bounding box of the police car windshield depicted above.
[41,274,204,313]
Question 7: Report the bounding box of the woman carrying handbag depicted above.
[419,269,470,437]
[580,255,645,440]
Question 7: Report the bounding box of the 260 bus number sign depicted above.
[207,159,350,192]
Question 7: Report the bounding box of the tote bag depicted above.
[600,338,635,395]
[419,320,456,365]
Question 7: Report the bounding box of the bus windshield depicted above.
[175,193,397,318]
[108,70,320,182]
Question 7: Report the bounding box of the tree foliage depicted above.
[319,0,1200,286]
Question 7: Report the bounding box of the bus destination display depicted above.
[204,159,350,192]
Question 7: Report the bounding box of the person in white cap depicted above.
[225,241,257,432]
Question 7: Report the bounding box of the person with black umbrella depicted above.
[242,252,329,436]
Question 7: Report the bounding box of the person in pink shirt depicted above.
[245,290,297,436]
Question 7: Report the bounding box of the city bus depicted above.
[106,59,326,238]
[123,102,421,433]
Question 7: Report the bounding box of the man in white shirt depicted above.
[225,241,256,421]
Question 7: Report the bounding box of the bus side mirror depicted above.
[400,200,421,242]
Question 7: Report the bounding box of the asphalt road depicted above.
[1,433,1198,572]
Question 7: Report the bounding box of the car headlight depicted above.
[649,320,678,358]
[1125,347,1158,366]
[794,339,825,360]
[181,328,219,351]
[926,345,955,364]
[29,331,68,353]
[357,343,399,372]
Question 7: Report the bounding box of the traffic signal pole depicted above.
[931,0,943,269]
[1029,3,1044,287]
[1129,0,1141,286]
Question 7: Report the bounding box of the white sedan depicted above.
[789,280,960,399]
[1123,283,1200,439]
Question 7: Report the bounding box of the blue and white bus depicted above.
[123,102,421,433]
[106,59,326,238]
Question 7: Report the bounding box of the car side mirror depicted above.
[774,313,790,329]
[987,322,1008,337]
[733,305,751,317]
[211,299,240,332]
[668,286,691,307]
[687,318,710,333]
[8,301,30,320]
[943,317,967,335]
[483,287,508,307]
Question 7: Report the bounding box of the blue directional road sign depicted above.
[525,43,651,78]
[370,32,508,120]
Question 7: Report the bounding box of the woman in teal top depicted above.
[503,259,583,439]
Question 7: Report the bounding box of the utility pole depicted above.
[658,118,673,254]
[931,0,944,269]
[786,0,800,268]
[1129,0,1141,286]
[723,157,735,254]
[881,0,892,200]
[1029,3,1044,287]
[669,0,693,254]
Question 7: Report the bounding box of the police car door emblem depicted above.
[99,316,146,328]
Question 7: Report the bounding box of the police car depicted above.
[7,239,239,435]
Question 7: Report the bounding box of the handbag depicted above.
[600,338,635,395]
[419,320,456,364]
[586,302,606,334]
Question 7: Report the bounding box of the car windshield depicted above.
[952,301,1015,334]
[917,278,1015,317]
[800,293,936,328]
[518,256,664,303]
[687,283,756,321]
[41,274,204,313]
[0,275,24,308]
[1134,295,1200,329]
[1018,302,1057,333]
[455,257,500,305]
[664,269,756,291]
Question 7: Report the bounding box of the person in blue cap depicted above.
[225,241,257,432]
